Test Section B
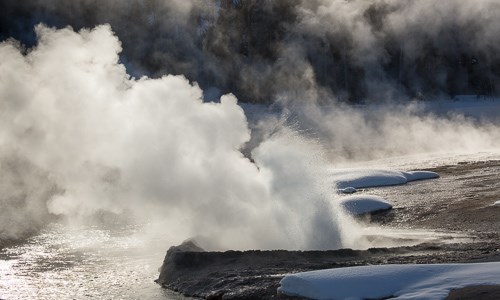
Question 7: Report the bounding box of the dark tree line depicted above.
[1,0,498,103]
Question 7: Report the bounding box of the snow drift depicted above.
[331,169,439,189]
[279,262,500,300]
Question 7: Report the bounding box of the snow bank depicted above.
[279,262,500,300]
[339,195,392,215]
[429,96,500,122]
[331,169,439,189]
[402,171,440,182]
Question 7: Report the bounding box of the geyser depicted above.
[0,24,361,250]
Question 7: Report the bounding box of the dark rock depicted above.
[156,161,500,299]
[156,241,500,299]
[446,285,500,300]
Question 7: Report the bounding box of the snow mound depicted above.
[402,171,440,181]
[339,195,392,215]
[279,262,500,300]
[331,169,439,189]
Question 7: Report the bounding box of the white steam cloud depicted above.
[0,24,361,250]
[2,22,500,250]
[287,103,500,164]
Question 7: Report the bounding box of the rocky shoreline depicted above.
[156,240,500,299]
[156,160,500,299]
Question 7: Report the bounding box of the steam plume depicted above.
[0,25,354,250]
[2,1,500,250]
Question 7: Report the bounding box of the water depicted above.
[1,151,496,299]
[0,223,186,300]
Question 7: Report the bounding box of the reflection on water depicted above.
[0,223,186,300]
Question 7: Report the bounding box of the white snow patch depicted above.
[494,201,500,206]
[279,262,500,300]
[331,169,406,189]
[331,169,439,189]
[339,195,392,215]
[403,171,439,181]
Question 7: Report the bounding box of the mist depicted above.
[0,24,367,250]
[2,0,500,103]
[279,102,500,164]
[1,1,500,251]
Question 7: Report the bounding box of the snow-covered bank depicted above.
[339,195,392,216]
[331,169,439,189]
[333,169,439,215]
[279,262,500,300]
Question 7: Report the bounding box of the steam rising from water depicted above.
[0,25,357,250]
[1,24,500,251]
[285,103,500,164]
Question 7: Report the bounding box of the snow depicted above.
[494,200,500,206]
[402,171,439,182]
[330,169,439,189]
[279,262,500,300]
[339,195,392,215]
[428,96,500,122]
[331,171,437,217]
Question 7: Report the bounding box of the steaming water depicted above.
[0,223,185,300]
[334,151,500,171]
[2,18,500,299]
[1,151,494,299]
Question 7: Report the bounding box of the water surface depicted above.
[0,223,186,300]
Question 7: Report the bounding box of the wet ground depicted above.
[158,159,500,299]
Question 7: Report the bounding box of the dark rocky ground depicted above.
[157,160,500,299]
[372,160,500,237]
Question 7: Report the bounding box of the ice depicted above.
[339,195,392,216]
[279,262,500,300]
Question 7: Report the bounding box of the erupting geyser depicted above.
[0,24,362,250]
[2,1,500,299]
[2,1,500,253]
